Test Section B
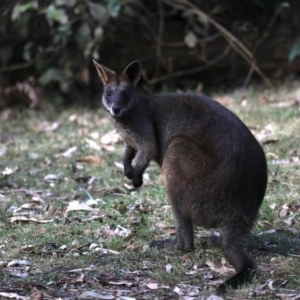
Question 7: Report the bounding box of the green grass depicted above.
[1,81,300,299]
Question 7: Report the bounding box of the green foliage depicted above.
[0,0,123,105]
[288,37,300,62]
[0,0,299,106]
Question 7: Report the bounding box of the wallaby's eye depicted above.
[106,91,111,97]
[122,91,130,99]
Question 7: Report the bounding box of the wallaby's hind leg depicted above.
[151,138,197,251]
[216,224,255,295]
[151,209,194,251]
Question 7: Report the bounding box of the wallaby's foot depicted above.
[150,239,176,249]
[200,235,221,245]
[150,239,194,251]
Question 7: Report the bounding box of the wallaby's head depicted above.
[93,60,142,118]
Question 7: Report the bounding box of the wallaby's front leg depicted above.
[123,144,150,188]
[123,143,135,180]
[130,148,151,188]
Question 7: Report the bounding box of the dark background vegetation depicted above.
[0,0,300,108]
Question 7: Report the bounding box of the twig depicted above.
[161,33,220,47]
[0,43,64,74]
[153,0,165,78]
[127,6,157,40]
[0,60,37,73]
[66,240,97,256]
[243,5,282,87]
[0,188,43,194]
[156,0,164,59]
[163,0,272,87]
[253,4,283,54]
[242,62,255,89]
[144,44,231,84]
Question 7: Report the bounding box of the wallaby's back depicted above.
[143,93,266,226]
[93,60,268,295]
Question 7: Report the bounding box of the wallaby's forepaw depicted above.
[124,166,134,180]
[132,176,143,188]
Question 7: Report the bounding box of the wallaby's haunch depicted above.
[93,60,268,295]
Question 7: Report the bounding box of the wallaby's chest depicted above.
[113,120,138,150]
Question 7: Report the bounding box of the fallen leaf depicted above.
[101,144,116,152]
[114,162,124,169]
[44,174,60,182]
[206,260,235,275]
[162,226,176,235]
[215,96,233,106]
[7,259,31,267]
[2,165,20,175]
[283,216,294,226]
[279,209,289,217]
[288,227,300,235]
[0,260,8,267]
[270,99,300,107]
[6,269,30,278]
[275,293,299,299]
[64,200,100,217]
[88,247,120,255]
[85,138,101,150]
[77,155,104,165]
[101,130,120,144]
[258,94,270,104]
[290,203,300,211]
[258,264,274,272]
[0,292,29,300]
[0,146,7,157]
[166,263,173,273]
[173,286,183,295]
[146,282,158,289]
[10,216,54,223]
[57,146,77,157]
[262,139,279,145]
[108,280,134,287]
[206,295,224,300]
[79,291,114,299]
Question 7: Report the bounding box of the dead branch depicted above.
[163,0,273,87]
[144,44,231,84]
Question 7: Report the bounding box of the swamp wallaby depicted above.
[93,60,268,295]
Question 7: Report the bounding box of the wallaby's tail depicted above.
[215,261,255,295]
[215,225,255,295]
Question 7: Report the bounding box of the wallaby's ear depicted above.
[93,60,115,85]
[122,61,142,85]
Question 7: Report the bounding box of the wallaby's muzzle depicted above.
[110,104,122,117]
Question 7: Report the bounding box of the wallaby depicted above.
[93,60,268,295]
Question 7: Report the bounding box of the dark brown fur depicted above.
[93,60,268,295]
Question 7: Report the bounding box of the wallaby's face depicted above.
[93,60,142,118]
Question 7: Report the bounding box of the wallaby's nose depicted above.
[112,106,121,116]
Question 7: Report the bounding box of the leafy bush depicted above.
[0,0,299,107]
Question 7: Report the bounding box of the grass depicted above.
[0,80,300,299]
